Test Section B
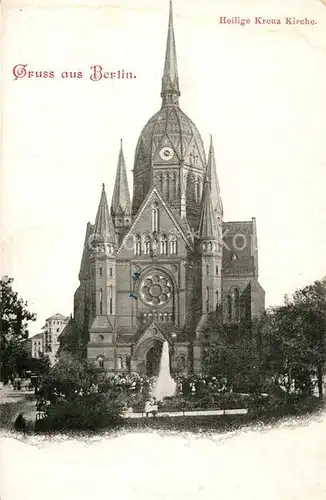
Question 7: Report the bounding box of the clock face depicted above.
[160,146,174,161]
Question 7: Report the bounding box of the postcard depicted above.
[1,0,326,499]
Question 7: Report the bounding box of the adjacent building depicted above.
[30,333,43,359]
[62,1,265,375]
[43,313,70,365]
[30,314,69,364]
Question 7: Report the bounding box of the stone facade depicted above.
[65,2,265,375]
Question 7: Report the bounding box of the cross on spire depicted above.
[161,0,180,107]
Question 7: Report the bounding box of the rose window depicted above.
[139,273,172,307]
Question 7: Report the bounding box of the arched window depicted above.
[99,288,103,315]
[188,174,196,202]
[144,236,151,255]
[169,172,176,200]
[98,357,104,368]
[216,265,219,276]
[233,288,240,322]
[160,233,168,255]
[157,173,163,192]
[109,285,113,315]
[170,235,177,255]
[117,356,124,370]
[206,265,210,276]
[206,286,210,313]
[215,290,219,310]
[126,356,131,373]
[163,173,169,199]
[135,234,141,256]
[227,295,232,322]
[179,356,186,370]
[196,179,201,202]
[152,202,159,232]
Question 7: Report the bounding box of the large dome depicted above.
[134,105,207,169]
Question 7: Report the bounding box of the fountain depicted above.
[152,341,176,402]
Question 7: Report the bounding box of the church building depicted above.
[62,1,265,375]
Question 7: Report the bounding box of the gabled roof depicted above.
[117,185,194,255]
[135,321,171,348]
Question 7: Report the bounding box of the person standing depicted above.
[151,397,158,418]
[145,399,151,417]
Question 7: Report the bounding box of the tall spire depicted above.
[199,182,219,240]
[78,222,93,280]
[161,0,180,107]
[93,184,116,244]
[111,139,131,216]
[205,135,223,217]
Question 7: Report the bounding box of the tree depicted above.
[202,279,326,400]
[36,357,123,432]
[202,321,262,392]
[37,356,108,403]
[23,353,51,376]
[0,277,36,382]
[263,280,326,399]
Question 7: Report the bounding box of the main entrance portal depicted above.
[146,343,162,376]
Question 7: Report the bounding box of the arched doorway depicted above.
[146,343,162,376]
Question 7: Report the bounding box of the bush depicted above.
[248,393,322,419]
[216,393,253,410]
[155,393,252,412]
[35,392,123,432]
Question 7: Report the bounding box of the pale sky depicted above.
[1,0,326,334]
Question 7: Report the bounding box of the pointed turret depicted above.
[93,184,116,244]
[199,182,219,240]
[205,135,223,217]
[161,0,180,107]
[111,139,131,216]
[198,162,222,325]
[78,222,93,280]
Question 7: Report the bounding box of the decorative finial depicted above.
[161,0,180,106]
[102,183,105,191]
[120,138,123,146]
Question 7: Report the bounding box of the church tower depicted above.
[66,0,265,374]
[87,185,117,369]
[198,137,223,320]
[132,0,206,232]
